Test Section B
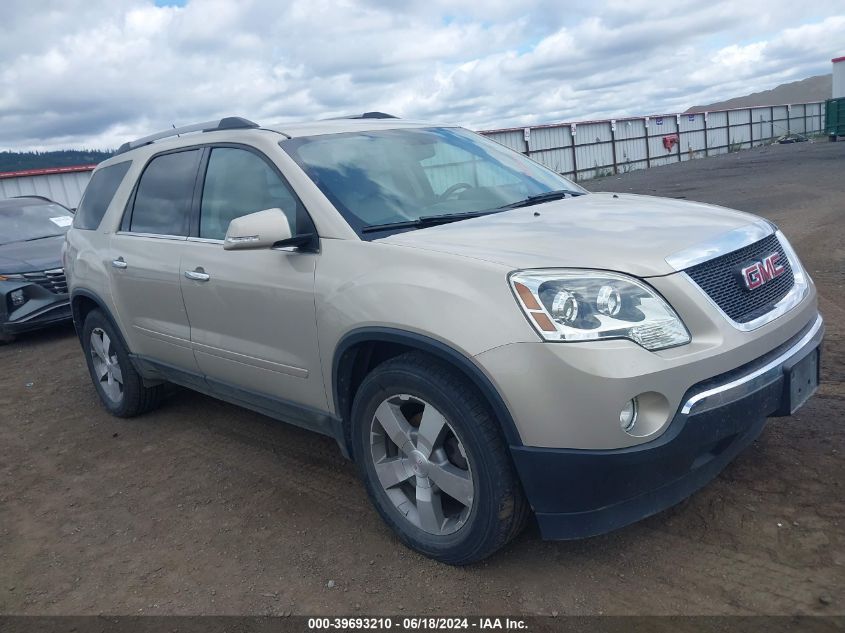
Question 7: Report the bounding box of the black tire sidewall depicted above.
[351,358,515,563]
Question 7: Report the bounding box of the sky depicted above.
[1,0,843,151]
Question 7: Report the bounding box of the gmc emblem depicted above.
[740,253,785,290]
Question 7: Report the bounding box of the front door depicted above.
[109,148,202,372]
[179,146,326,411]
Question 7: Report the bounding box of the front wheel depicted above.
[351,352,528,565]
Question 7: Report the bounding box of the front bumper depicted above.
[0,280,71,336]
[509,314,823,539]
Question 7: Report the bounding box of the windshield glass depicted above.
[281,127,585,235]
[0,202,74,245]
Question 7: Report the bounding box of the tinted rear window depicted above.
[73,161,132,230]
[129,150,201,236]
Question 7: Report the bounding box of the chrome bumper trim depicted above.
[681,314,824,415]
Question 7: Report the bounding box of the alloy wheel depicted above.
[90,327,124,403]
[369,394,474,535]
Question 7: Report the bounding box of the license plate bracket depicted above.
[787,349,819,414]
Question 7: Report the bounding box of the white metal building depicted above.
[833,55,845,99]
[0,165,94,209]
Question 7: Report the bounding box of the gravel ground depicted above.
[1,140,843,616]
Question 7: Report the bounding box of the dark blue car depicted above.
[0,196,74,343]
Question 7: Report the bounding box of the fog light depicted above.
[620,398,638,433]
[10,289,25,308]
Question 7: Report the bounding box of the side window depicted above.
[73,161,132,230]
[199,147,302,240]
[129,149,201,236]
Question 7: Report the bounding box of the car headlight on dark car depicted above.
[510,269,690,351]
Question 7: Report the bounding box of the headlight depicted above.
[510,269,691,350]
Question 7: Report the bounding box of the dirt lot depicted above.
[1,141,843,616]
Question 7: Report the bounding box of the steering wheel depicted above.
[438,182,474,201]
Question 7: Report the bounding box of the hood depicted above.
[378,192,763,277]
[0,235,65,274]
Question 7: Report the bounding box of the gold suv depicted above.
[65,114,823,564]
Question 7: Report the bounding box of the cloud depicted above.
[0,0,842,150]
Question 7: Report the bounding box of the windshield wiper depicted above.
[21,234,63,242]
[497,189,584,210]
[361,189,584,234]
[361,210,503,234]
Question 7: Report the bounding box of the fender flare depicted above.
[70,288,131,353]
[332,327,524,447]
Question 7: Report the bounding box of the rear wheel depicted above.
[82,309,163,417]
[351,352,528,565]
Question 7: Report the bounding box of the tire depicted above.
[351,352,529,565]
[830,135,838,143]
[0,332,14,345]
[82,309,163,417]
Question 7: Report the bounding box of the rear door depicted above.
[109,148,201,372]
[179,145,326,411]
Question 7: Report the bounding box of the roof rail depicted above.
[115,116,260,155]
[330,112,398,120]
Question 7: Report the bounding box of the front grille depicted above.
[22,268,68,295]
[685,233,794,323]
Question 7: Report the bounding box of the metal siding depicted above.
[680,130,706,160]
[771,106,790,137]
[530,125,571,152]
[529,148,573,174]
[647,136,675,163]
[751,107,773,143]
[648,115,678,134]
[833,59,845,99]
[483,130,524,153]
[574,143,613,178]
[727,111,751,148]
[708,126,729,152]
[576,122,612,144]
[790,104,805,134]
[810,102,823,133]
[678,113,704,133]
[647,155,676,168]
[708,111,728,128]
[0,171,91,208]
[480,101,822,181]
[614,138,647,170]
[614,119,646,140]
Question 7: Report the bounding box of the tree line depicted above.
[0,150,114,172]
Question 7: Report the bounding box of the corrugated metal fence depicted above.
[480,101,826,182]
[0,165,95,209]
[0,101,828,207]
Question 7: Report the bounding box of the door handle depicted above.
[111,257,127,269]
[184,268,210,282]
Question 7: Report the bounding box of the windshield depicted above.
[281,127,586,236]
[0,202,74,246]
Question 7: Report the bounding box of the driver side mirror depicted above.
[223,208,293,250]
